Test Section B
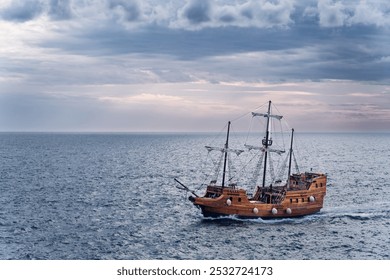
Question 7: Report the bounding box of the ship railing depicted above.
[273,189,287,204]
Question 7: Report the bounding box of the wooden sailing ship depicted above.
[176,101,327,219]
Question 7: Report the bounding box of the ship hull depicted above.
[199,204,322,219]
[200,208,321,219]
[190,173,327,219]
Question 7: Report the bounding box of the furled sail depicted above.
[251,112,283,120]
[205,146,244,156]
[244,144,285,155]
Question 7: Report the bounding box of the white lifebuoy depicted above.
[253,207,259,214]
[272,208,278,215]
[226,199,232,206]
[309,196,315,202]
[286,208,292,215]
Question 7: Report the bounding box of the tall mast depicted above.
[222,121,231,188]
[262,101,272,188]
[287,128,294,189]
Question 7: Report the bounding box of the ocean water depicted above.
[0,132,389,260]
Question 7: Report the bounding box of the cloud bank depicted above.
[2,0,390,28]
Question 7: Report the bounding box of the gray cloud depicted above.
[317,0,348,27]
[0,0,43,22]
[49,0,72,20]
[181,0,211,24]
[317,0,390,28]
[37,16,390,83]
[240,0,294,27]
[109,0,141,22]
[349,1,390,27]
[173,0,295,29]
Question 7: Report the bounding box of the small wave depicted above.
[343,213,377,221]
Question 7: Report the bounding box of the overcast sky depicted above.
[1,0,389,132]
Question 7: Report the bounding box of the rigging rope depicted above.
[228,152,233,184]
[245,116,254,145]
[231,101,269,123]
[249,152,264,187]
[293,151,300,174]
[213,152,224,182]
[269,151,275,182]
[276,152,289,182]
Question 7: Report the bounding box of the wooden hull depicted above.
[190,173,327,219]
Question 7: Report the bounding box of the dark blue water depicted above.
[0,132,389,259]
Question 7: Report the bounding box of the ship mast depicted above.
[287,128,294,189]
[262,101,272,188]
[221,121,231,188]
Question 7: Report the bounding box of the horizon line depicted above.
[1,130,389,134]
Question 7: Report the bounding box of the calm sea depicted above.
[0,132,389,260]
